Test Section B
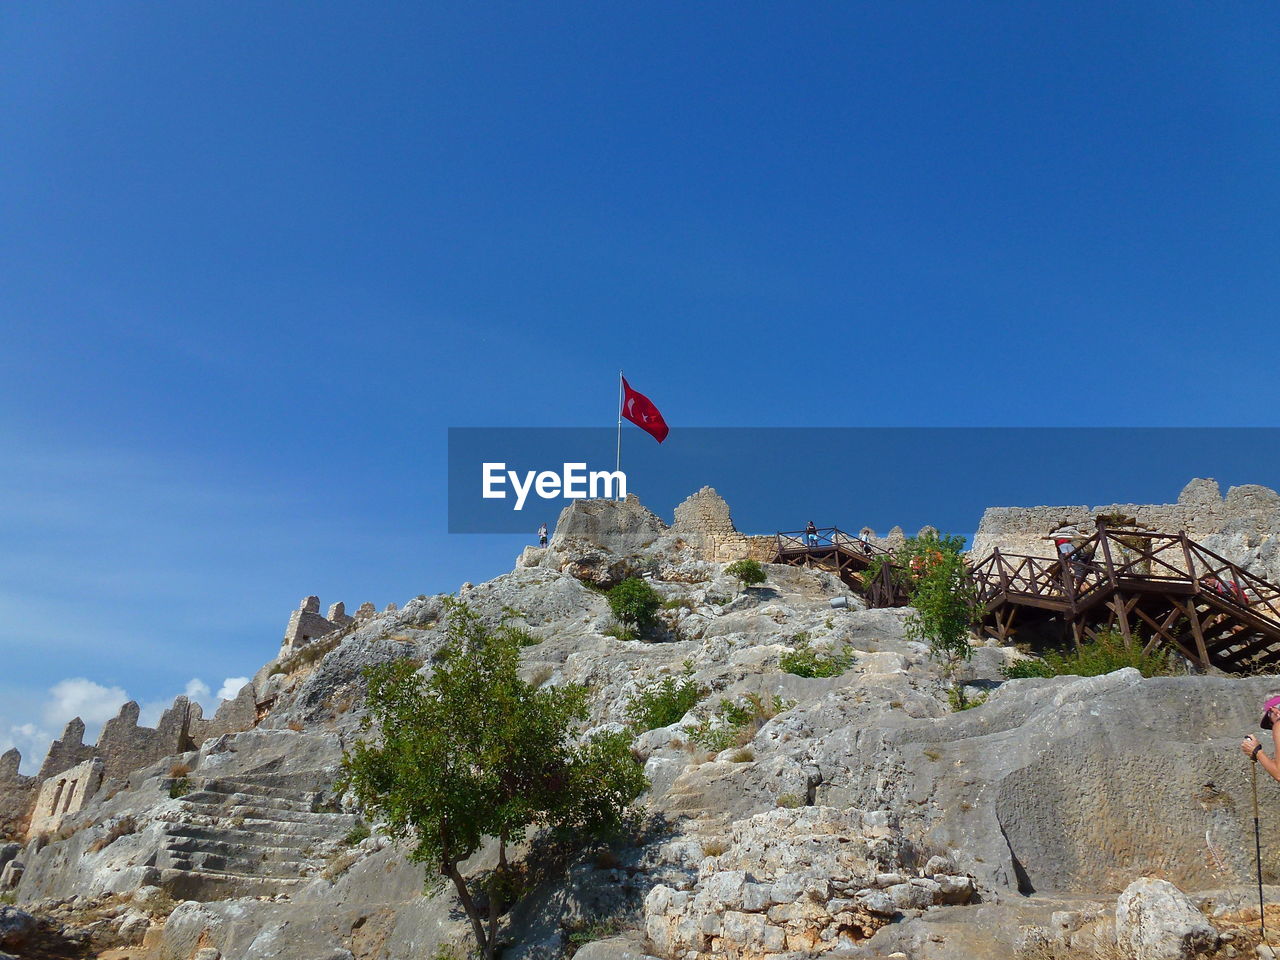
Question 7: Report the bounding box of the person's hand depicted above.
[1243,734,1262,759]
[1268,705,1280,729]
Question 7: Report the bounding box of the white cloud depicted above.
[179,676,249,713]
[0,721,52,773]
[42,678,129,730]
[216,677,250,702]
[137,700,169,728]
[184,678,212,706]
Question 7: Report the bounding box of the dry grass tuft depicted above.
[700,838,729,857]
[88,815,138,853]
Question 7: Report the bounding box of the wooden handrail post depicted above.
[1179,531,1196,583]
[1098,529,1118,586]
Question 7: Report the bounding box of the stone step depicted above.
[234,811,358,835]
[160,850,315,879]
[161,835,323,862]
[180,789,315,813]
[161,823,327,850]
[182,804,360,829]
[158,867,310,901]
[198,777,319,804]
[172,809,357,837]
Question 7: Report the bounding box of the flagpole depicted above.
[616,369,623,479]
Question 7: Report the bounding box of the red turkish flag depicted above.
[621,377,669,443]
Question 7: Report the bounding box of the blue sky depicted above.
[2,3,1278,770]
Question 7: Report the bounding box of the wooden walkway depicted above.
[773,527,910,608]
[969,521,1280,673]
[773,520,1280,673]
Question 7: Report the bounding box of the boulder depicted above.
[571,937,660,960]
[0,906,36,951]
[550,496,668,557]
[1115,877,1217,960]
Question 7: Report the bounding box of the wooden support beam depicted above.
[1181,598,1211,670]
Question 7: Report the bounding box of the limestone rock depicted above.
[550,495,668,557]
[1115,877,1218,960]
[0,906,36,951]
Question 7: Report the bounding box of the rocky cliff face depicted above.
[5,490,1280,960]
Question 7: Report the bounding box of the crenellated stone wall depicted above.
[37,718,97,780]
[280,595,376,658]
[1,684,275,843]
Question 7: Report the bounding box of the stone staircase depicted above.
[156,775,361,899]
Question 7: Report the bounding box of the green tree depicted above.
[724,559,767,593]
[895,532,982,706]
[339,600,647,960]
[607,577,662,632]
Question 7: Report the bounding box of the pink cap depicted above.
[1262,695,1280,729]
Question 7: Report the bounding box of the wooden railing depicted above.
[971,524,1280,634]
[775,527,890,559]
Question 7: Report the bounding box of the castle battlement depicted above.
[280,595,380,659]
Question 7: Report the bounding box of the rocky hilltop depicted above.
[4,483,1280,960]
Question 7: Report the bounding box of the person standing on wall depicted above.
[538,522,548,548]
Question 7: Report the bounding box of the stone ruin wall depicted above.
[969,478,1280,563]
[671,487,774,562]
[26,757,103,838]
[279,595,379,658]
[0,591,389,844]
[668,486,928,563]
[0,682,272,843]
[538,485,937,569]
[0,750,37,841]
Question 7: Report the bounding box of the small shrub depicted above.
[776,793,803,808]
[948,688,988,711]
[780,639,854,678]
[701,838,729,857]
[322,848,361,881]
[1000,630,1176,680]
[288,720,305,732]
[729,747,754,763]
[504,626,542,647]
[1001,658,1055,679]
[661,596,693,611]
[0,892,14,906]
[168,762,191,779]
[169,777,192,799]
[343,822,372,846]
[692,693,794,752]
[625,664,705,732]
[724,559,766,592]
[530,665,554,688]
[604,624,637,643]
[607,578,662,631]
